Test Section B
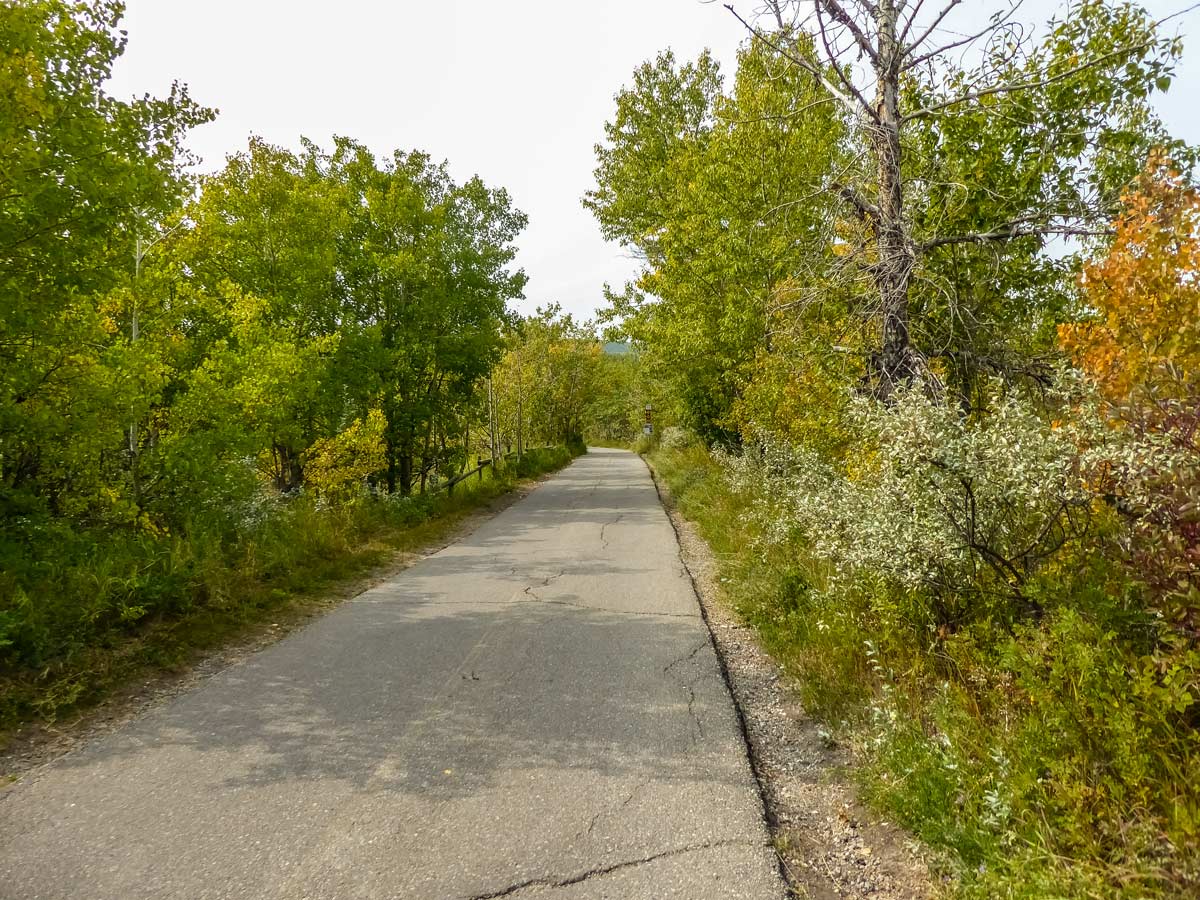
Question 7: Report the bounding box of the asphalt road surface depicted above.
[0,448,786,899]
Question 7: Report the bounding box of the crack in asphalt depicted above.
[567,480,601,511]
[685,671,707,742]
[518,568,697,619]
[599,513,624,550]
[518,594,699,619]
[662,640,707,676]
[521,570,565,601]
[662,640,710,746]
[673,671,705,745]
[578,775,652,839]
[462,840,763,899]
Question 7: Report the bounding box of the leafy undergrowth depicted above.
[647,443,1200,900]
[0,446,578,737]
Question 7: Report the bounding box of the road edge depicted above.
[641,454,794,896]
[643,453,936,900]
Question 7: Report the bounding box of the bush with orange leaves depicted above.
[1061,153,1200,646]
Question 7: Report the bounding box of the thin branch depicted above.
[903,1,1028,71]
[918,222,1113,252]
[724,4,861,115]
[767,0,787,30]
[813,1,881,117]
[900,0,965,57]
[903,36,1159,122]
[816,0,881,65]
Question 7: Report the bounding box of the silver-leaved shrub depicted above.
[726,384,1094,629]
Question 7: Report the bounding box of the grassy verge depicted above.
[0,446,578,739]
[643,445,848,710]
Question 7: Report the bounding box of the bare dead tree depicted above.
[726,0,1186,398]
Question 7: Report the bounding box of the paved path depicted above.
[0,449,785,899]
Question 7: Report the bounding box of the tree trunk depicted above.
[384,402,414,496]
[385,432,398,495]
[399,450,413,496]
[516,350,524,460]
[870,0,916,396]
[272,442,303,493]
[419,418,432,494]
[487,377,499,463]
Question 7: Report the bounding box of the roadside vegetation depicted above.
[0,3,640,732]
[599,2,1200,897]
[0,447,575,733]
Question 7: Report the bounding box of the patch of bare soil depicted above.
[0,479,546,784]
[652,468,935,900]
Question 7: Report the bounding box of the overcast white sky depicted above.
[106,1,1200,322]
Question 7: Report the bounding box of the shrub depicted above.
[304,410,386,502]
[727,385,1094,634]
[658,425,698,451]
[1061,157,1200,648]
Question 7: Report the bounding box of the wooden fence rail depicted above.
[433,446,560,495]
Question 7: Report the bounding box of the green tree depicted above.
[330,140,526,494]
[492,307,601,451]
[587,36,844,442]
[0,0,211,526]
[173,137,345,490]
[730,0,1186,397]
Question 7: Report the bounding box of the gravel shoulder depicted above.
[647,459,935,900]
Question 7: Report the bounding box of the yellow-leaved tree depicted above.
[1061,153,1200,644]
[1061,154,1200,403]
